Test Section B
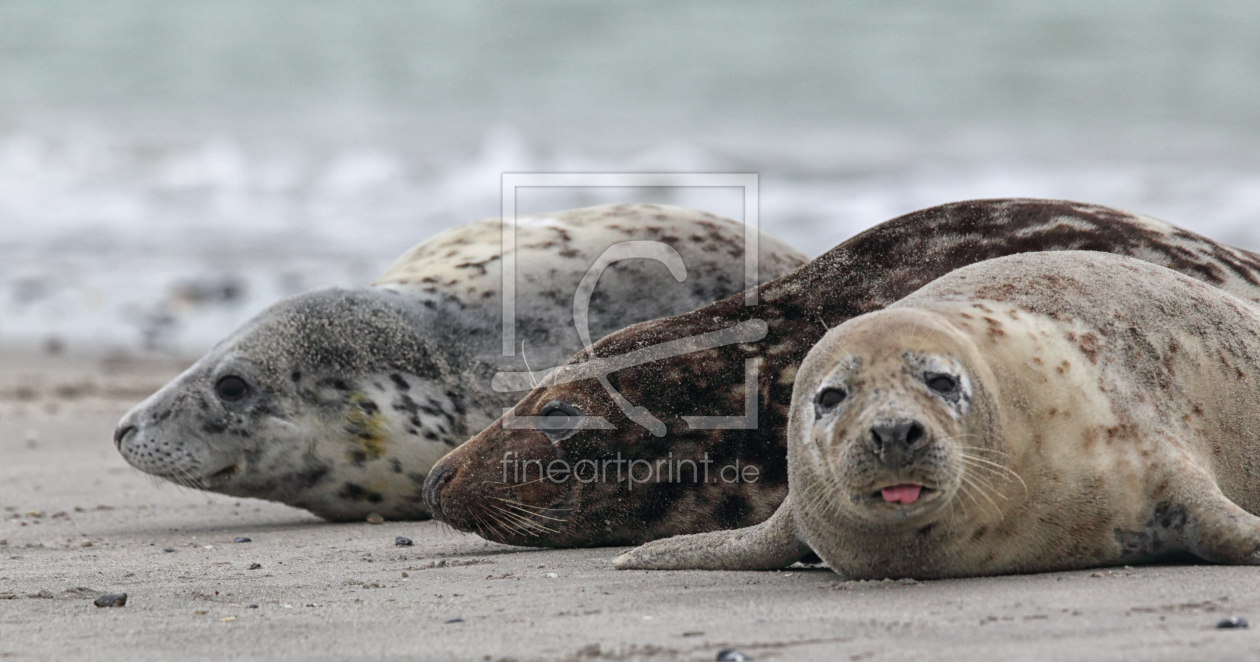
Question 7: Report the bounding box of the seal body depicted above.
[616,251,1260,578]
[113,204,807,521]
[426,199,1260,548]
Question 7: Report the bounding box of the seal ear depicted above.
[613,495,811,570]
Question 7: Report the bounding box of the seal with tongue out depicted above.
[617,252,1260,579]
[426,198,1260,550]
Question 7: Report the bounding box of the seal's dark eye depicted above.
[926,373,958,394]
[215,375,251,403]
[815,387,847,415]
[537,401,582,442]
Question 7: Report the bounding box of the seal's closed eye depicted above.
[537,401,582,442]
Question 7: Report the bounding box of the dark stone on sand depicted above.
[94,593,127,608]
[395,536,413,546]
[1218,617,1249,629]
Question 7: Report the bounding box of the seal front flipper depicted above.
[613,495,811,570]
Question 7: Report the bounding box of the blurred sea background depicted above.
[3,0,1260,353]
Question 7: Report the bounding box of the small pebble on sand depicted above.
[93,593,127,608]
[716,650,752,662]
[233,537,252,543]
[395,536,413,546]
[1218,617,1249,629]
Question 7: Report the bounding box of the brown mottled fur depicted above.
[617,252,1260,578]
[428,199,1260,548]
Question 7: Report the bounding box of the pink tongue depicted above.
[881,484,923,504]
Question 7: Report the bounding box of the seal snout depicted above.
[113,424,136,449]
[868,418,926,467]
[422,460,456,522]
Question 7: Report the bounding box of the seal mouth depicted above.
[881,484,925,504]
[202,464,240,487]
[866,483,939,508]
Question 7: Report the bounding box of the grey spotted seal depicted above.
[112,204,807,521]
[424,199,1260,548]
[616,251,1260,577]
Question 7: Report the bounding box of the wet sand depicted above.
[3,351,1260,661]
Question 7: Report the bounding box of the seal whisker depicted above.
[957,453,1028,497]
[957,464,1008,501]
[954,480,984,518]
[473,505,516,540]
[431,519,457,538]
[467,508,499,539]
[491,504,558,535]
[170,466,200,491]
[809,476,846,519]
[958,473,1004,519]
[482,505,528,538]
[486,496,569,523]
[493,501,559,535]
[954,456,1009,480]
[482,503,536,537]
[488,474,555,491]
[956,444,1010,458]
[486,503,547,537]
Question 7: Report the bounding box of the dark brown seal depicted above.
[424,199,1260,547]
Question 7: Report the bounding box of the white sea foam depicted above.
[3,123,1260,355]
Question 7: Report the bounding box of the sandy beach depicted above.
[0,349,1257,662]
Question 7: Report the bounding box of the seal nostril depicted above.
[422,461,457,521]
[869,427,886,451]
[114,425,136,448]
[870,419,924,455]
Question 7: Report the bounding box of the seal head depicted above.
[116,287,461,520]
[787,307,1012,577]
[797,309,993,526]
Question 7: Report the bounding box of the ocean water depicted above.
[2,1,1260,353]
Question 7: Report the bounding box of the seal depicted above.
[424,199,1260,548]
[615,251,1260,578]
[112,204,807,521]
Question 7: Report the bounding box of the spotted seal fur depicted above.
[424,199,1260,548]
[113,204,807,521]
[617,251,1260,577]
